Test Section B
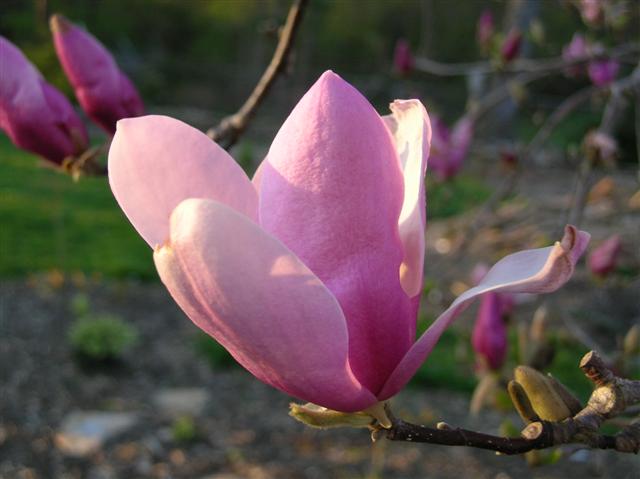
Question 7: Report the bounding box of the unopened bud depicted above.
[623,324,639,356]
[501,29,522,64]
[530,305,548,342]
[51,14,144,134]
[588,235,622,278]
[514,366,572,421]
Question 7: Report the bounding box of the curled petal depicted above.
[108,115,258,247]
[382,99,431,299]
[258,71,413,394]
[154,199,377,412]
[378,225,590,399]
[51,14,144,133]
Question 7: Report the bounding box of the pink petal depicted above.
[378,225,590,399]
[154,198,377,412]
[382,99,431,298]
[108,115,258,247]
[257,71,413,394]
[472,292,507,370]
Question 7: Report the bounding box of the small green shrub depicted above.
[172,415,198,443]
[69,314,138,361]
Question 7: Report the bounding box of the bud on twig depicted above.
[514,366,572,421]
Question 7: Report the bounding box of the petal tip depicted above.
[49,14,71,34]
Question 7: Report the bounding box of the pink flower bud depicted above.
[579,0,605,26]
[501,29,522,64]
[588,235,621,277]
[393,39,414,75]
[0,36,88,164]
[562,33,589,77]
[587,58,619,86]
[476,9,495,52]
[472,292,507,371]
[50,14,144,134]
[429,115,474,181]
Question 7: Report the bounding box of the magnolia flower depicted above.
[587,58,620,86]
[476,9,495,53]
[588,235,621,277]
[562,33,589,77]
[0,36,88,164]
[108,71,589,413]
[429,115,474,181]
[393,39,414,75]
[501,29,522,63]
[50,14,144,134]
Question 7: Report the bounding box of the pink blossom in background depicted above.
[501,29,522,63]
[393,39,414,75]
[51,14,144,134]
[0,36,88,164]
[587,58,620,86]
[429,115,474,181]
[108,71,589,412]
[579,0,605,26]
[588,235,622,277]
[472,292,507,371]
[562,33,589,77]
[476,9,495,52]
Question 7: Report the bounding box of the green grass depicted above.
[427,175,491,220]
[0,136,155,278]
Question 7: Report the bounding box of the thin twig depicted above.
[207,0,309,149]
[413,43,639,77]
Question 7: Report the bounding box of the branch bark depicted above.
[206,0,309,149]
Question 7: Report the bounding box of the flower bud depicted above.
[588,235,621,278]
[579,0,605,26]
[472,292,507,371]
[623,324,639,357]
[562,33,588,77]
[513,366,572,421]
[501,29,522,64]
[0,36,88,164]
[393,39,414,75]
[476,9,495,53]
[587,58,620,86]
[583,130,617,165]
[50,14,144,134]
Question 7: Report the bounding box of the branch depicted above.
[206,0,309,149]
[413,43,639,77]
[383,351,640,455]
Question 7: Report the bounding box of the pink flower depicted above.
[476,9,495,53]
[588,235,621,277]
[393,39,414,75]
[587,58,619,86]
[50,14,144,134]
[0,36,88,164]
[472,292,507,371]
[108,71,590,412]
[429,115,474,181]
[562,33,589,77]
[501,29,522,64]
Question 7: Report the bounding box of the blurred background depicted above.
[1,0,639,478]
